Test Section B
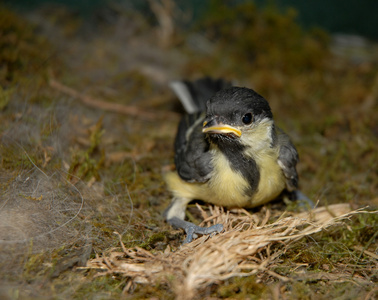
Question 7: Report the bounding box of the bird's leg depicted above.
[164,197,223,244]
[168,217,223,244]
[294,190,315,209]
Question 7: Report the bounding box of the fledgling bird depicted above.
[165,78,300,243]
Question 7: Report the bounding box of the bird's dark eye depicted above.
[242,113,253,125]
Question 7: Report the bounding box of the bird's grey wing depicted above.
[276,129,299,191]
[171,77,231,181]
[174,112,213,182]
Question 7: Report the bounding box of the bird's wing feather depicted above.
[174,112,213,182]
[171,78,231,182]
[170,77,232,113]
[276,129,299,191]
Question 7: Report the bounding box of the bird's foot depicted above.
[168,217,223,244]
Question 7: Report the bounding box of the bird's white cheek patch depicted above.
[241,119,274,155]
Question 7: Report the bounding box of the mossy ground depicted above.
[0,1,377,299]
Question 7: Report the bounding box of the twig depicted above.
[49,77,179,121]
[364,287,378,300]
[266,269,291,282]
[353,245,378,260]
[114,231,128,254]
[148,0,175,48]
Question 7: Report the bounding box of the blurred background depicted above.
[0,0,377,299]
[4,0,378,39]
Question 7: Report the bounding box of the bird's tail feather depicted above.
[170,77,231,114]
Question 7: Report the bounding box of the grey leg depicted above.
[168,217,224,244]
[165,197,223,243]
[295,190,315,209]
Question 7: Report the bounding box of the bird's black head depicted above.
[203,87,274,144]
[207,87,272,122]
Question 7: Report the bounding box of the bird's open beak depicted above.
[202,118,242,137]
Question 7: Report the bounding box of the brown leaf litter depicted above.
[84,203,374,299]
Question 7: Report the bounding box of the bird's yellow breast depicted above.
[205,150,251,206]
[165,147,286,208]
[249,148,286,206]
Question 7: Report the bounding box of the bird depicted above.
[164,78,301,243]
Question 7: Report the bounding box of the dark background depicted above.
[4,0,378,40]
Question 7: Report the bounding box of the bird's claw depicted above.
[183,223,223,244]
[168,217,223,244]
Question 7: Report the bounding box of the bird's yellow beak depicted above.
[202,120,242,137]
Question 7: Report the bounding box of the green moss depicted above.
[73,275,126,299]
[0,85,14,110]
[276,212,377,286]
[192,0,329,76]
[216,276,268,299]
[0,145,39,170]
[138,231,168,250]
[68,117,105,181]
[93,222,114,235]
[290,281,313,299]
[23,250,52,281]
[0,5,51,85]
[0,1,376,299]
[127,281,175,300]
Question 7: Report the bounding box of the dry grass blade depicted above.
[85,204,375,299]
